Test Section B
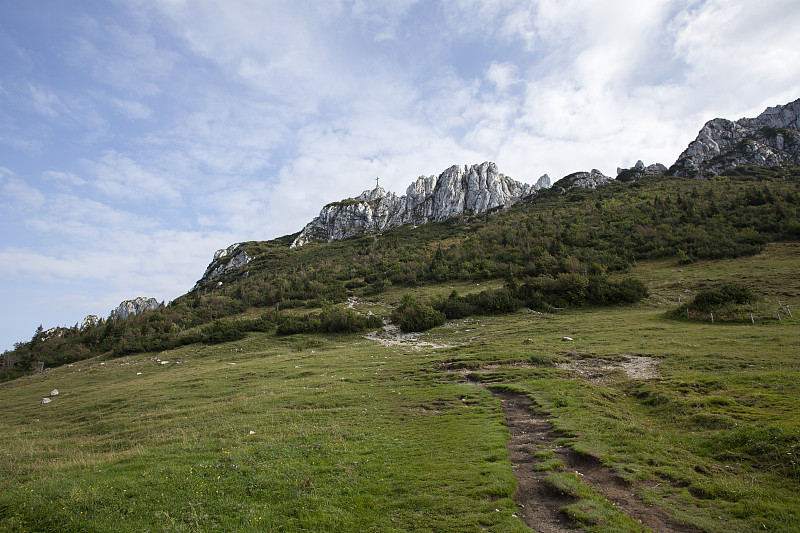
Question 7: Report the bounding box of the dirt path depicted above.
[492,390,701,533]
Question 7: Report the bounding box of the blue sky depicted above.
[2,0,800,351]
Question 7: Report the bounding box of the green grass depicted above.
[2,243,799,531]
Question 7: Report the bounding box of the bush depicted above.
[276,307,382,336]
[201,320,248,344]
[392,294,446,332]
[692,284,754,312]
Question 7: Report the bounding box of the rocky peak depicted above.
[290,162,545,247]
[551,169,612,193]
[110,297,160,320]
[80,315,102,330]
[616,160,667,182]
[670,98,800,177]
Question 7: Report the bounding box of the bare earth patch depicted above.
[493,390,701,532]
[363,323,454,350]
[556,354,661,380]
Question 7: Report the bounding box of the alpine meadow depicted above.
[2,97,800,532]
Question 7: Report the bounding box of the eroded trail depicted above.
[493,390,701,533]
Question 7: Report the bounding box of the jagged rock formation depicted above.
[196,243,252,286]
[80,315,101,330]
[110,297,160,320]
[291,162,549,247]
[551,169,612,194]
[670,98,800,177]
[616,160,668,182]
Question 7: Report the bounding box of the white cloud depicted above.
[486,62,519,92]
[66,18,179,96]
[110,97,153,119]
[27,84,68,118]
[42,170,87,187]
[81,150,183,201]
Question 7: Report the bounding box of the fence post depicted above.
[777,311,781,321]
[750,313,754,324]
[788,306,793,318]
[711,312,714,324]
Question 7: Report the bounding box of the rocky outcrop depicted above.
[196,243,252,286]
[291,162,547,247]
[616,160,668,182]
[670,98,800,177]
[80,315,101,330]
[110,297,160,320]
[551,169,612,194]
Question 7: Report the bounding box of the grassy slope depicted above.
[1,244,799,532]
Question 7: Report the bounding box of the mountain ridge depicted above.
[291,161,550,248]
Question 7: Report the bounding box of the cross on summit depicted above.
[375,177,380,188]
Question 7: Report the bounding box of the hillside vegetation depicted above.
[4,166,800,377]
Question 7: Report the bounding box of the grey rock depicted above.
[41,397,51,404]
[551,169,612,193]
[80,315,101,330]
[670,98,800,177]
[291,162,544,247]
[197,243,252,285]
[616,161,667,182]
[111,297,160,320]
[50,389,59,396]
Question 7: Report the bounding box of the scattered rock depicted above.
[49,389,59,396]
[41,398,51,404]
[562,337,573,341]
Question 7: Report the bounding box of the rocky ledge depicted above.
[195,243,252,287]
[110,297,160,320]
[551,169,612,193]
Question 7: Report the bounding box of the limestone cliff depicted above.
[291,162,549,247]
[670,98,800,177]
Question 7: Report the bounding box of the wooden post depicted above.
[750,313,755,324]
[711,312,714,324]
[777,311,781,321]
[686,308,690,319]
[788,306,793,318]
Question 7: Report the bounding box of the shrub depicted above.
[692,284,754,312]
[392,294,446,332]
[201,320,248,344]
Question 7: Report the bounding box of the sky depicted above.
[2,0,800,351]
